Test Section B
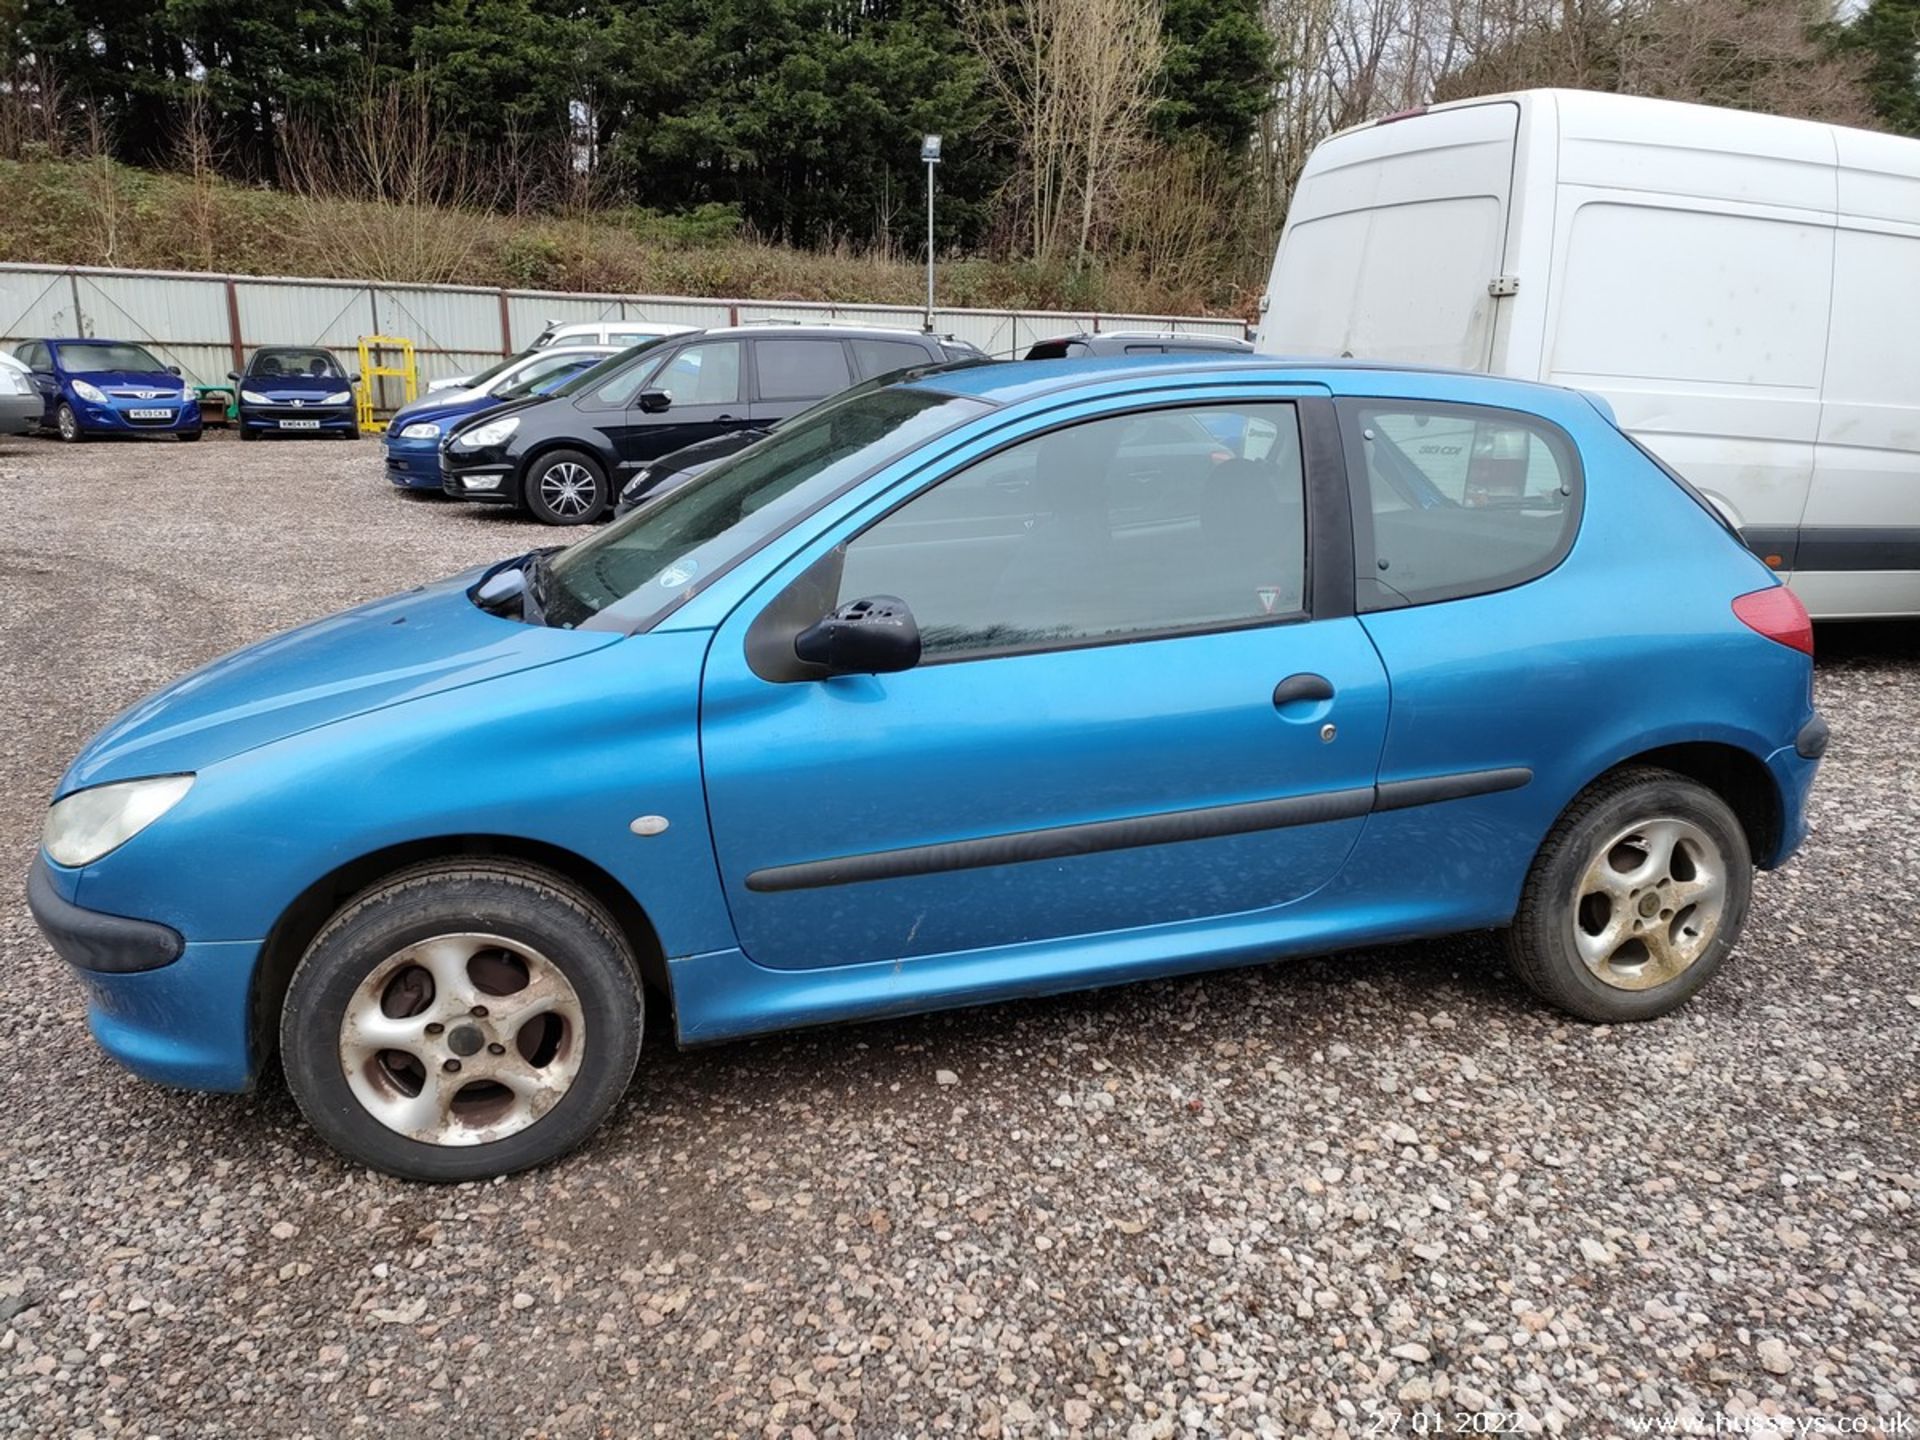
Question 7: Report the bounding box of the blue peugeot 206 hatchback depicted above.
[27,359,1826,1181]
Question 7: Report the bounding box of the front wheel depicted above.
[524,449,609,525]
[280,859,644,1181]
[55,403,84,443]
[179,429,202,443]
[1504,767,1751,1023]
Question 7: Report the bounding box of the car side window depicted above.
[1341,399,1580,609]
[833,403,1307,661]
[755,339,851,402]
[655,341,742,407]
[850,339,932,380]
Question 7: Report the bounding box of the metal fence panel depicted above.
[1,264,1250,393]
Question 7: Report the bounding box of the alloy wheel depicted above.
[337,932,586,1146]
[1572,816,1727,991]
[538,462,599,518]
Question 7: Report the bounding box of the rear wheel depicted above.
[524,449,609,525]
[279,859,644,1181]
[1504,767,1751,1023]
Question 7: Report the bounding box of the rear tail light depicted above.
[1733,586,1813,655]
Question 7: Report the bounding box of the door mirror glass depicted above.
[637,389,673,414]
[793,596,921,675]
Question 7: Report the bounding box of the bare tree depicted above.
[963,0,1165,264]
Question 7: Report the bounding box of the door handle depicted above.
[1272,673,1335,708]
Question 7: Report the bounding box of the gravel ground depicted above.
[0,432,1915,1440]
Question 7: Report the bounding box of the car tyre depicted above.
[240,429,260,442]
[55,403,85,443]
[279,858,644,1182]
[1504,766,1751,1023]
[179,429,202,443]
[524,449,609,525]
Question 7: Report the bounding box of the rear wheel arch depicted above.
[250,836,670,1071]
[1604,741,1783,867]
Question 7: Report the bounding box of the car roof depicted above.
[901,354,1587,409]
[696,323,948,342]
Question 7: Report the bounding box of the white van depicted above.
[1257,88,1920,619]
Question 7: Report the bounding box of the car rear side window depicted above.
[850,339,932,380]
[1341,399,1580,609]
[833,402,1307,661]
[755,339,852,402]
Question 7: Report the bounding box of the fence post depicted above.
[498,290,513,356]
[68,271,83,336]
[225,280,244,372]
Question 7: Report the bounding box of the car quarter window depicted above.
[1341,399,1580,609]
[850,338,932,380]
[755,339,852,401]
[832,402,1307,661]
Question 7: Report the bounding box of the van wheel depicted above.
[524,449,608,525]
[279,859,643,1181]
[1504,767,1751,1023]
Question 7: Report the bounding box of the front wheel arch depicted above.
[250,836,670,1073]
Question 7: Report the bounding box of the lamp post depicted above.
[921,134,942,333]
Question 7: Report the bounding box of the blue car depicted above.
[386,347,619,490]
[26,359,1825,1181]
[230,347,359,441]
[14,337,202,442]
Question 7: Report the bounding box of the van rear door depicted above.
[1259,102,1518,370]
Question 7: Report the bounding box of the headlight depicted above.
[322,390,354,405]
[399,422,441,440]
[43,775,194,868]
[0,369,30,396]
[71,380,106,403]
[240,389,270,404]
[453,416,520,450]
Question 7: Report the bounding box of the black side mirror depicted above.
[349,373,361,385]
[226,370,240,382]
[793,596,921,675]
[166,365,182,376]
[637,389,672,414]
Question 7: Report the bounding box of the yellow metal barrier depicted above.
[355,335,418,433]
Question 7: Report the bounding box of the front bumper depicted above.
[0,392,39,435]
[25,855,258,1091]
[71,398,202,435]
[440,449,518,504]
[238,404,356,436]
[385,435,446,489]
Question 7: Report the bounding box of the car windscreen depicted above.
[59,343,166,374]
[494,354,601,399]
[540,386,991,631]
[248,349,344,378]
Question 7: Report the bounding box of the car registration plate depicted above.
[128,408,173,421]
[279,419,321,430]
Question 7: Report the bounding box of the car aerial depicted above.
[385,346,619,491]
[28,356,1825,1183]
[230,347,360,441]
[14,337,203,442]
[441,324,984,524]
[611,358,996,518]
[0,352,39,436]
[424,322,696,394]
[1023,330,1253,360]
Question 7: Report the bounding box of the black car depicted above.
[441,325,984,525]
[611,356,998,519]
[1022,330,1252,360]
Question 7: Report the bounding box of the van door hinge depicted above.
[1487,275,1520,297]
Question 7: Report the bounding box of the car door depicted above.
[698,392,1392,971]
[747,337,855,427]
[605,338,746,467]
[21,342,56,420]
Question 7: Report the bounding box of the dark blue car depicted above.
[14,338,203,442]
[385,347,613,490]
[27,358,1825,1181]
[230,347,360,441]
